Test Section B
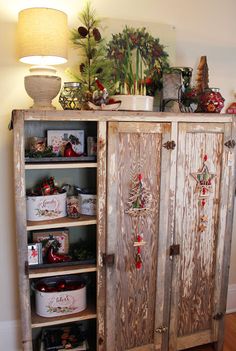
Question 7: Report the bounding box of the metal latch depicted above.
[102,253,115,266]
[163,140,176,150]
[213,312,224,320]
[224,139,236,149]
[169,244,180,257]
[155,326,168,334]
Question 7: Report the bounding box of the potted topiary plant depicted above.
[106,26,170,111]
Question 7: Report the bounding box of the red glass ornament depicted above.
[199,88,224,113]
[57,280,66,290]
[36,283,48,292]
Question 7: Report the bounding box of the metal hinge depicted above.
[224,139,236,149]
[102,253,115,266]
[170,244,180,257]
[163,140,176,150]
[213,312,224,320]
[155,326,168,334]
[25,261,29,276]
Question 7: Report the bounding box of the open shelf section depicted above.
[27,215,97,231]
[25,162,97,170]
[31,303,97,328]
[29,264,97,279]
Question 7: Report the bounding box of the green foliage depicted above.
[106,26,170,96]
[68,2,115,103]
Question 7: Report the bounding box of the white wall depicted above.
[0,0,235,349]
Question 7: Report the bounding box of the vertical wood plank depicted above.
[13,111,32,351]
[213,122,236,351]
[97,121,107,351]
[160,122,178,351]
[154,123,173,351]
[170,122,231,350]
[106,122,171,351]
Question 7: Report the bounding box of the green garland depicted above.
[106,26,170,95]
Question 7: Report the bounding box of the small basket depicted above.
[34,276,86,317]
[26,191,67,221]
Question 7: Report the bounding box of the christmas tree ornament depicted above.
[191,155,216,233]
[125,172,153,269]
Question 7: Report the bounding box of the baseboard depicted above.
[0,319,21,351]
[226,284,236,313]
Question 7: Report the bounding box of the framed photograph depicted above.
[28,243,43,265]
[47,130,84,156]
[32,229,69,258]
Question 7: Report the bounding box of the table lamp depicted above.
[17,7,68,110]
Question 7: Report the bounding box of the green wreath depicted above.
[106,26,170,95]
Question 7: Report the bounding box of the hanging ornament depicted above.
[125,173,153,217]
[125,173,153,270]
[191,155,216,233]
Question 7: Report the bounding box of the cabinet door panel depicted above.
[106,122,171,351]
[169,122,234,350]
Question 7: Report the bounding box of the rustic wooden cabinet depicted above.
[12,110,236,351]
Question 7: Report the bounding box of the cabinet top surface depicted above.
[12,109,235,123]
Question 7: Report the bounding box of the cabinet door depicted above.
[106,122,172,351]
[169,122,235,351]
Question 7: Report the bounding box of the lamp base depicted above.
[25,75,61,110]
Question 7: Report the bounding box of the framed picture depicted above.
[32,229,69,258]
[47,130,84,156]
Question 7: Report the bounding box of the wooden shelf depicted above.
[29,264,97,279]
[27,215,97,230]
[25,162,97,170]
[31,303,97,328]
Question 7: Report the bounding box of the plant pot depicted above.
[113,95,154,111]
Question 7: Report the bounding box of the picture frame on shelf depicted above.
[47,130,85,156]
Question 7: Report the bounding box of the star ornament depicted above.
[191,162,215,198]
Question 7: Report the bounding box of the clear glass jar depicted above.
[59,82,83,110]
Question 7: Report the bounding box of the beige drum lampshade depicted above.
[17,7,68,66]
[17,7,68,110]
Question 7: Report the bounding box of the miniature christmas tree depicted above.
[69,2,114,104]
[125,173,152,216]
[195,56,209,94]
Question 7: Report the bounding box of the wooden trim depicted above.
[13,111,32,351]
[106,122,119,350]
[213,121,236,351]
[177,330,215,350]
[25,162,97,170]
[96,121,107,351]
[13,109,234,123]
[31,303,96,328]
[26,215,97,230]
[168,122,180,351]
[154,123,173,350]
[29,264,97,279]
[127,344,156,351]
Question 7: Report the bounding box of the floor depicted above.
[186,313,236,351]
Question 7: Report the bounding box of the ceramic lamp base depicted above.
[113,95,154,111]
[24,75,61,110]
